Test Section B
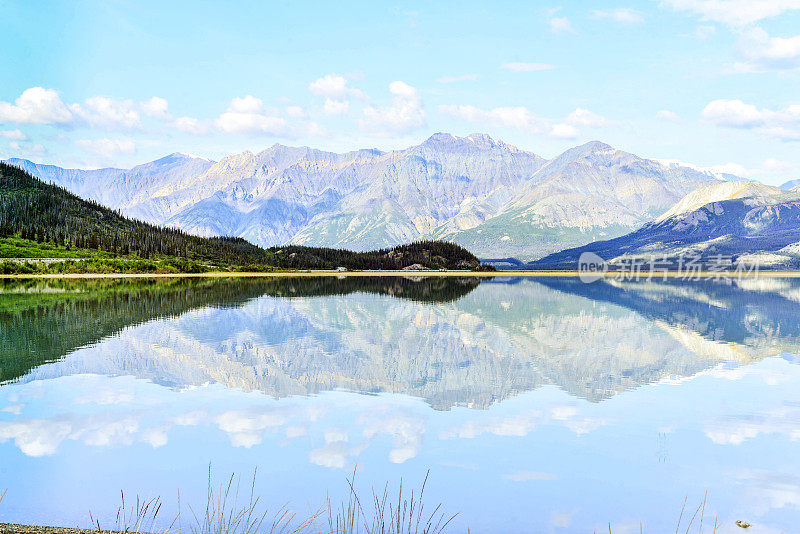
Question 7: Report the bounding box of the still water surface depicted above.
[0,276,799,532]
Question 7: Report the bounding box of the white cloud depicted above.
[549,123,580,139]
[735,27,800,72]
[707,159,799,180]
[705,405,800,445]
[702,98,800,140]
[760,157,798,175]
[657,109,680,121]
[440,405,606,440]
[323,98,349,115]
[0,419,72,457]
[661,157,797,181]
[440,104,598,139]
[215,409,288,448]
[75,387,134,405]
[439,104,549,133]
[361,411,425,464]
[214,95,322,137]
[0,88,183,132]
[140,96,170,119]
[360,81,425,135]
[74,96,142,129]
[309,441,361,469]
[549,16,576,34]
[591,8,645,24]
[705,161,749,176]
[500,62,556,72]
[215,95,290,135]
[703,99,765,127]
[735,471,800,515]
[0,87,73,125]
[662,0,800,27]
[436,74,481,83]
[0,129,26,140]
[285,105,308,118]
[75,138,136,157]
[566,108,610,127]
[172,116,208,135]
[7,141,45,156]
[229,95,264,114]
[305,121,327,137]
[308,73,365,100]
[0,411,172,457]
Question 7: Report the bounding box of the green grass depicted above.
[0,236,222,274]
[0,235,118,259]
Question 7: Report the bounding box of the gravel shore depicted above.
[0,524,134,534]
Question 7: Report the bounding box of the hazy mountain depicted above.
[5,153,215,222]
[781,178,800,190]
[534,180,800,268]
[5,134,729,260]
[433,141,719,259]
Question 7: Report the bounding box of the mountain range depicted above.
[534,180,800,268]
[5,133,736,260]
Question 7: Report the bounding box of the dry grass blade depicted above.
[698,491,707,533]
[88,490,172,533]
[186,464,312,534]
[683,502,702,534]
[675,495,687,534]
[328,468,456,534]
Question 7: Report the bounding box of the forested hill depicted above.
[0,162,485,272]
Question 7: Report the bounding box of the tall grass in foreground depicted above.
[326,470,456,534]
[90,493,171,534]
[87,466,453,534]
[187,466,319,534]
[2,474,749,533]
[89,467,321,534]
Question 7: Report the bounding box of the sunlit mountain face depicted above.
[1,276,799,531]
[5,135,725,260]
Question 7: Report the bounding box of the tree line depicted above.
[0,162,486,271]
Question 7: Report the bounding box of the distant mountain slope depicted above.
[5,153,215,221]
[6,134,730,260]
[533,180,800,269]
[434,141,719,259]
[781,178,800,190]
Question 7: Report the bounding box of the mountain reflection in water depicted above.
[3,275,798,408]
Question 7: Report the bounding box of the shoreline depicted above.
[0,524,124,534]
[3,269,800,279]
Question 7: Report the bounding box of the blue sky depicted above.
[1,0,799,184]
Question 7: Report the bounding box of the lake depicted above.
[1,275,799,532]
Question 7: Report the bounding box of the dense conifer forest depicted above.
[0,162,488,273]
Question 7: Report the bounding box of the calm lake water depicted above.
[1,275,799,532]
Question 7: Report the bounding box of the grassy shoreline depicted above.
[0,524,128,534]
[3,269,800,279]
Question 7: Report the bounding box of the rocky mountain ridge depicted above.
[6,134,731,260]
